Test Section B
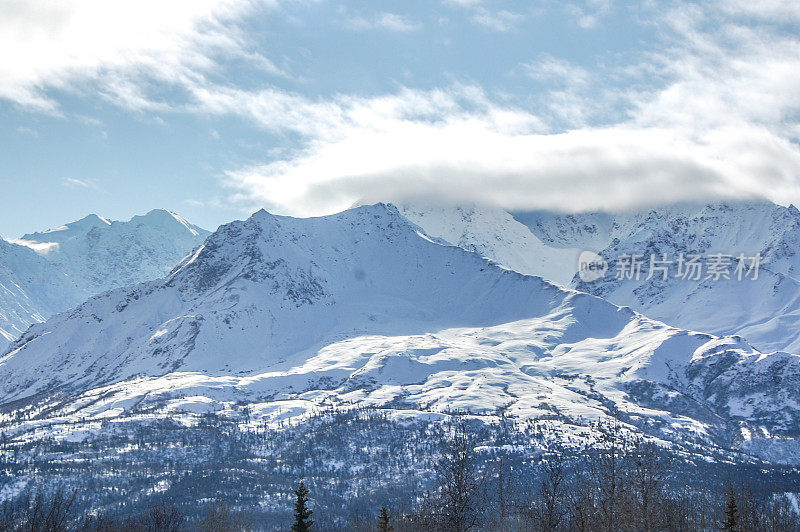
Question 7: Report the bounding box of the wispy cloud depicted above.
[215,3,800,216]
[471,9,522,32]
[0,0,277,113]
[16,126,38,137]
[442,0,522,32]
[567,0,612,29]
[443,0,483,7]
[62,177,99,190]
[523,55,591,86]
[345,13,422,32]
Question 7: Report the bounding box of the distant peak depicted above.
[141,208,179,220]
[132,209,204,236]
[73,213,111,227]
[34,213,111,236]
[251,208,272,218]
[350,202,398,216]
[248,208,278,226]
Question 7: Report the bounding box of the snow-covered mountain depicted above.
[0,238,82,346]
[535,202,800,354]
[0,210,208,351]
[401,201,800,354]
[397,203,580,286]
[1,204,797,465]
[15,209,209,295]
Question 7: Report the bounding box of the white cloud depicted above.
[223,104,795,216]
[16,126,38,137]
[441,0,522,32]
[212,84,795,216]
[0,0,275,112]
[523,55,590,86]
[443,0,483,6]
[62,177,99,190]
[567,0,612,29]
[720,0,800,22]
[471,9,522,32]
[217,2,800,216]
[345,13,422,32]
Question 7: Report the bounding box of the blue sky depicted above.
[1,0,800,236]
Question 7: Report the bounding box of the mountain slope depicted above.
[15,209,209,295]
[400,200,800,353]
[397,203,580,285]
[0,238,82,347]
[1,204,797,464]
[0,209,208,352]
[562,202,800,353]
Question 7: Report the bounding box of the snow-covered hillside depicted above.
[15,209,209,295]
[402,201,800,353]
[0,238,82,347]
[1,204,797,464]
[0,210,208,351]
[397,203,580,286]
[556,202,800,353]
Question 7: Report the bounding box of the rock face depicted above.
[0,210,209,351]
[1,203,797,465]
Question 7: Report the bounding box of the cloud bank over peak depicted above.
[2,0,799,224]
[219,2,800,216]
[223,104,781,216]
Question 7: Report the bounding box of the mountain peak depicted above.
[249,208,277,224]
[37,213,111,236]
[132,209,204,236]
[75,213,112,226]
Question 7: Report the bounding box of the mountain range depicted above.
[1,202,798,469]
[402,201,800,353]
[0,210,209,351]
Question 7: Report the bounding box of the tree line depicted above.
[1,417,798,531]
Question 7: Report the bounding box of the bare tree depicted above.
[0,489,78,532]
[199,504,247,531]
[566,471,597,532]
[584,418,631,532]
[434,419,482,532]
[140,503,184,532]
[529,449,568,531]
[626,438,668,532]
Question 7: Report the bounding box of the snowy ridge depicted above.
[1,204,798,465]
[401,200,800,354]
[0,209,208,352]
[563,202,800,353]
[17,209,209,295]
[397,203,580,285]
[0,238,82,346]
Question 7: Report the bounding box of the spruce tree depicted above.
[378,506,393,532]
[291,480,314,532]
[722,485,738,531]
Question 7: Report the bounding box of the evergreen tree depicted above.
[378,506,393,532]
[721,485,738,531]
[291,480,314,532]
